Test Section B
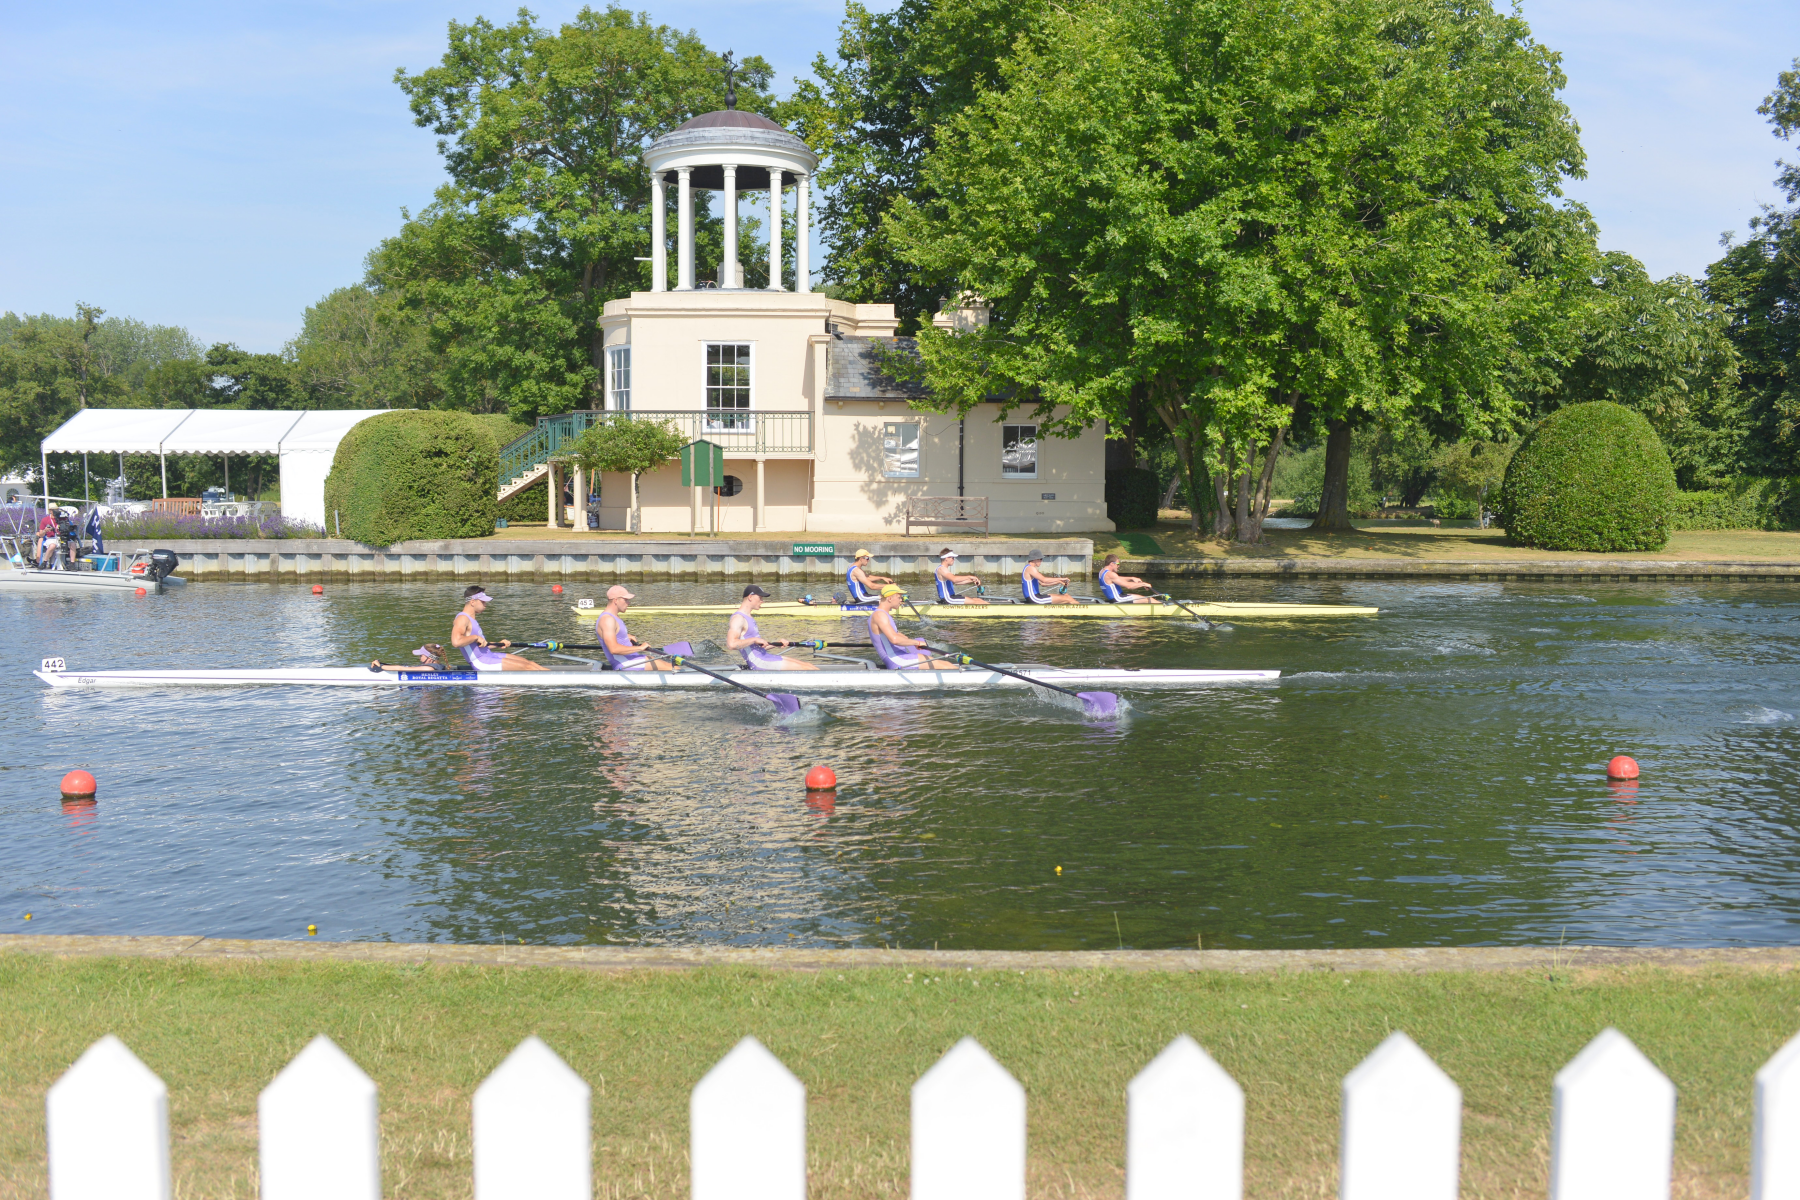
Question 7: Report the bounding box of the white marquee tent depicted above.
[39,409,391,528]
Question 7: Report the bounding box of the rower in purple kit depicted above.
[1098,553,1157,603]
[934,548,989,605]
[869,584,958,670]
[597,584,677,671]
[452,586,547,670]
[726,585,818,670]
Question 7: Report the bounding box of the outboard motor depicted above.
[149,549,180,581]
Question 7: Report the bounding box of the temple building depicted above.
[566,103,1112,535]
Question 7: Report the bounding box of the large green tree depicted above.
[884,0,1591,539]
[784,0,1047,331]
[285,284,449,410]
[1705,58,1800,475]
[378,6,773,422]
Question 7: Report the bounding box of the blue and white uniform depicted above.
[846,565,877,603]
[459,611,507,670]
[1099,563,1128,602]
[735,611,787,670]
[935,566,967,603]
[1022,568,1053,604]
[869,611,928,669]
[597,611,648,670]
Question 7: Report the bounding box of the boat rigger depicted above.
[33,661,1278,692]
[570,599,1378,621]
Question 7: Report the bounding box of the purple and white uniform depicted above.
[869,611,928,669]
[459,611,507,670]
[597,611,648,670]
[734,611,787,670]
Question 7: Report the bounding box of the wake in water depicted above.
[771,701,830,728]
[1741,706,1795,724]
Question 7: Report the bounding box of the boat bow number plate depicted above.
[42,658,65,672]
[576,598,595,608]
[793,543,835,557]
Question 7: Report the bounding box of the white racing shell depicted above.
[33,664,1279,692]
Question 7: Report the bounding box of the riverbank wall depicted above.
[145,538,1096,582]
[1126,557,1800,581]
[3,933,1795,974]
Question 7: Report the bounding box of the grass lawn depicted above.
[1093,521,1800,564]
[2,956,1795,1199]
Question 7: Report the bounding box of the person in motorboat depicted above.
[726,585,818,670]
[1021,551,1080,604]
[54,508,82,568]
[452,586,547,671]
[33,506,58,568]
[934,549,989,605]
[845,549,892,605]
[1098,554,1157,603]
[869,585,958,670]
[597,584,677,671]
[370,644,455,673]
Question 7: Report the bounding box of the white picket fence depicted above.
[38,1024,1800,1199]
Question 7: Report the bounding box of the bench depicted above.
[904,496,988,537]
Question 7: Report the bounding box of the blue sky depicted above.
[2,0,1797,352]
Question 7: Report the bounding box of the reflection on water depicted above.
[3,578,1799,949]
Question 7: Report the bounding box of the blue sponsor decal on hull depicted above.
[399,671,480,681]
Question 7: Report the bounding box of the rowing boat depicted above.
[568,600,1376,621]
[33,662,1278,692]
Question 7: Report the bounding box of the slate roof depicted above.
[676,110,788,133]
[825,337,932,402]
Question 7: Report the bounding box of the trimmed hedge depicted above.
[1498,402,1676,551]
[323,411,499,546]
[1105,468,1161,529]
[1669,477,1800,531]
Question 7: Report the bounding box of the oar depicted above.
[646,641,804,716]
[926,645,1119,717]
[1153,594,1214,625]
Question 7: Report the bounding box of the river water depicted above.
[3,578,1798,950]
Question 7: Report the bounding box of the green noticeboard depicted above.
[680,440,724,488]
[792,543,835,557]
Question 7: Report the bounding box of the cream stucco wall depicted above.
[594,289,1113,535]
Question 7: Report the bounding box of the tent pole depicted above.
[224,455,229,499]
[41,449,49,508]
[160,452,167,498]
[84,453,89,503]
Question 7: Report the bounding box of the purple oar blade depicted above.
[769,693,803,716]
[1078,691,1119,717]
[662,641,695,656]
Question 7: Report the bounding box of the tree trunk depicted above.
[1238,426,1285,543]
[1212,442,1236,538]
[1310,419,1354,531]
[629,471,641,535]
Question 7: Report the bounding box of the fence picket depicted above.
[258,1034,380,1200]
[1754,1030,1800,1199]
[1340,1030,1460,1200]
[912,1038,1026,1200]
[1127,1034,1243,1200]
[472,1036,591,1200]
[45,1035,170,1200]
[1551,1027,1675,1199]
[692,1037,806,1200]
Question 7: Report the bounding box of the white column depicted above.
[796,174,810,293]
[722,164,738,288]
[754,457,766,532]
[677,167,694,290]
[766,168,783,291]
[651,174,667,291]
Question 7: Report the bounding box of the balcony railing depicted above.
[499,409,813,488]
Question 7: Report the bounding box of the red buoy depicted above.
[552,584,563,593]
[804,764,837,790]
[60,770,97,798]
[134,587,146,597]
[1607,755,1640,780]
[312,585,324,595]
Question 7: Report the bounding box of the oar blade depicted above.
[1078,691,1120,717]
[663,641,695,656]
[768,693,803,716]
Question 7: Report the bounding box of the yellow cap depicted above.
[854,548,873,559]
[880,584,904,598]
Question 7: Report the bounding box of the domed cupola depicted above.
[644,65,817,293]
